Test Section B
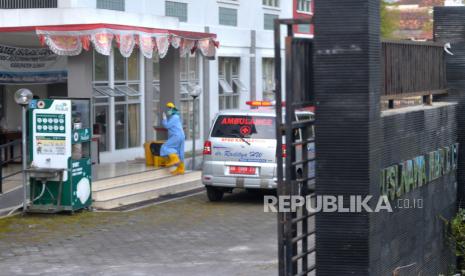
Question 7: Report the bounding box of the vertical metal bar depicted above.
[192,96,196,170]
[0,154,3,194]
[22,106,28,212]
[299,39,308,273]
[285,35,297,275]
[274,18,285,276]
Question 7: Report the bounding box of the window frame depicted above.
[218,57,241,110]
[262,58,275,101]
[296,0,312,14]
[264,13,278,30]
[92,52,111,152]
[97,0,125,11]
[165,1,188,22]
[262,0,279,8]
[114,49,141,149]
[219,7,238,27]
[153,56,161,128]
[179,54,201,140]
[92,49,142,152]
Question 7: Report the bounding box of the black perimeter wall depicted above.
[435,7,465,208]
[314,1,459,275]
[373,105,457,275]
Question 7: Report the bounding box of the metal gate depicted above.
[274,18,316,276]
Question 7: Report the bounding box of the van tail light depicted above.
[282,144,287,158]
[203,140,212,155]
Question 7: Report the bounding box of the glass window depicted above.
[262,58,275,101]
[211,115,276,139]
[93,52,110,153]
[97,0,124,11]
[94,52,109,81]
[115,104,127,150]
[94,105,109,152]
[153,56,160,81]
[153,57,161,127]
[115,50,126,81]
[219,7,238,26]
[264,14,278,30]
[165,1,188,22]
[180,55,199,81]
[297,0,311,13]
[0,0,57,8]
[114,49,141,149]
[180,98,200,141]
[218,57,241,110]
[127,53,139,81]
[128,104,140,148]
[92,48,141,152]
[262,0,279,7]
[115,50,139,82]
[179,55,200,140]
[297,24,311,33]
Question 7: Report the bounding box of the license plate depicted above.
[229,166,256,175]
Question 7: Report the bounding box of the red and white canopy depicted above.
[33,23,218,59]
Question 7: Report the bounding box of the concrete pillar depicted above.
[159,48,181,111]
[138,50,146,146]
[108,50,115,152]
[144,56,154,141]
[202,27,212,140]
[67,50,93,98]
[314,0,381,275]
[250,30,256,101]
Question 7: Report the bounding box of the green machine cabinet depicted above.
[27,99,92,213]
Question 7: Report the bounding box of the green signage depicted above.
[380,143,458,201]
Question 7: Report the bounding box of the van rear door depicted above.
[209,114,276,177]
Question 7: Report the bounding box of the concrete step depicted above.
[92,170,202,210]
[92,168,172,192]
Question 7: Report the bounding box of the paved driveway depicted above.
[0,188,277,276]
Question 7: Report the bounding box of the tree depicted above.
[381,0,400,39]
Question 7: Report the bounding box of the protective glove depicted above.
[162,112,167,121]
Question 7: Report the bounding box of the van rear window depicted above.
[211,115,275,139]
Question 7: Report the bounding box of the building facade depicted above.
[293,0,314,37]
[0,0,293,163]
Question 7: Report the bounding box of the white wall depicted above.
[2,84,48,131]
[0,0,293,162]
[0,8,178,30]
[121,0,293,157]
[58,0,95,8]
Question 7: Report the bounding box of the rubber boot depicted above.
[165,153,181,167]
[171,162,185,175]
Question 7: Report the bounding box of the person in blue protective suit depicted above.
[160,102,185,175]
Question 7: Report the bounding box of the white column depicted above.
[198,56,204,147]
[139,50,146,146]
[108,49,115,152]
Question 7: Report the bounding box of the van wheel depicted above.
[206,187,224,202]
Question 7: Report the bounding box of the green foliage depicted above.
[381,0,400,39]
[443,209,465,273]
[449,209,465,257]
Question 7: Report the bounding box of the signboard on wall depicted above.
[0,44,67,84]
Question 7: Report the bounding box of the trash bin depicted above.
[150,141,167,168]
[144,141,155,166]
[145,141,167,167]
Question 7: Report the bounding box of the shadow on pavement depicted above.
[213,189,277,205]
